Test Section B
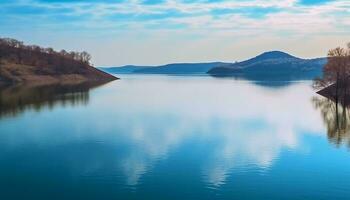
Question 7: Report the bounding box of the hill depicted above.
[207,51,326,80]
[102,51,326,80]
[0,38,118,85]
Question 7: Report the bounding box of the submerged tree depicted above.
[314,43,350,106]
[314,43,350,148]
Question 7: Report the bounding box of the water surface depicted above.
[0,75,349,200]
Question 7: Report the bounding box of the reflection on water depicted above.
[103,76,323,187]
[210,73,316,88]
[0,82,106,118]
[1,75,350,199]
[313,96,350,148]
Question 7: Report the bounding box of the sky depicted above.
[0,0,349,66]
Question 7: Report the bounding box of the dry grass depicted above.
[0,61,117,85]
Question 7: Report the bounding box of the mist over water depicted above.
[1,75,350,200]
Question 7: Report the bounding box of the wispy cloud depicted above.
[2,0,348,32]
[1,0,349,65]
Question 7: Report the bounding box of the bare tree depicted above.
[315,44,350,107]
[80,51,91,64]
[0,37,94,72]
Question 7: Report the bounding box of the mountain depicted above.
[0,38,118,85]
[207,51,327,80]
[101,65,148,74]
[134,62,231,74]
[102,62,231,75]
[102,51,326,80]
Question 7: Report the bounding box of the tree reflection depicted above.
[0,81,107,118]
[313,96,350,148]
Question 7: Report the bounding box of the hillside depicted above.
[207,51,327,80]
[0,38,118,85]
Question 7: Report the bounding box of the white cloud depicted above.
[1,0,349,65]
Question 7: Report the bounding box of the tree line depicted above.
[0,37,92,74]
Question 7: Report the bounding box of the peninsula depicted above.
[0,38,118,85]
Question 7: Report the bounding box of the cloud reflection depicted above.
[96,76,324,186]
[0,76,325,187]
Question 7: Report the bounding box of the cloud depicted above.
[298,0,333,6]
[211,6,282,19]
[0,0,349,65]
[35,0,125,3]
[1,0,348,33]
[141,0,165,5]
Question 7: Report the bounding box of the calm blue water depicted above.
[0,75,350,200]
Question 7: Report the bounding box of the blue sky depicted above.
[0,0,349,66]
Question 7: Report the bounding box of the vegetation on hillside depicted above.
[0,37,91,72]
[0,37,117,84]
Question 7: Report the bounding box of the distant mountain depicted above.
[101,62,231,75]
[207,51,327,80]
[101,65,148,74]
[134,62,231,74]
[101,51,327,81]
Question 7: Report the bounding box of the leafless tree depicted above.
[0,37,93,71]
[314,44,350,107]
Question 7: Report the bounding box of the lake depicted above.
[0,75,350,200]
